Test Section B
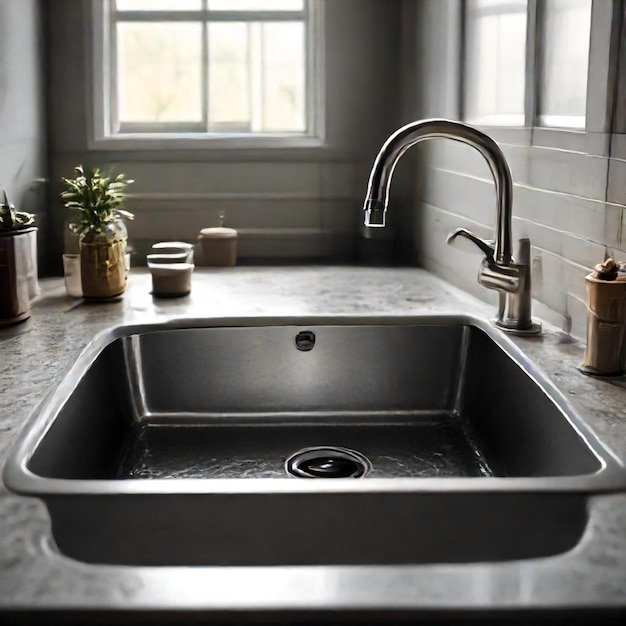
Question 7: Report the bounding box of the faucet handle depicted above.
[446,228,495,259]
[447,227,521,294]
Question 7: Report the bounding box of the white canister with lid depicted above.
[197,214,237,267]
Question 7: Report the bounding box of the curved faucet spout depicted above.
[363,118,513,266]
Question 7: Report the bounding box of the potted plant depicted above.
[61,165,134,299]
[0,191,37,325]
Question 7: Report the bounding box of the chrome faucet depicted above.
[363,118,540,335]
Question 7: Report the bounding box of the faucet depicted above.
[363,118,540,335]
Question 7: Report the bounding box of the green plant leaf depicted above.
[60,164,134,233]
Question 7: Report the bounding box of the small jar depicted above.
[148,262,194,298]
[197,226,238,267]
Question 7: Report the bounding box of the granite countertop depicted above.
[0,267,625,623]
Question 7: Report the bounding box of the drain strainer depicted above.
[286,446,372,479]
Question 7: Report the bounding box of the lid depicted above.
[146,252,189,264]
[152,240,194,251]
[148,262,194,272]
[198,226,237,239]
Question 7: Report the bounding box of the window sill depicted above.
[472,125,609,157]
[88,133,325,152]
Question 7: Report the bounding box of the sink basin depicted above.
[4,315,624,566]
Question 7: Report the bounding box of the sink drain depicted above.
[286,447,372,479]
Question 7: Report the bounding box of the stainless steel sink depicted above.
[4,315,625,566]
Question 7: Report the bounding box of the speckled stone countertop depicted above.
[0,267,625,623]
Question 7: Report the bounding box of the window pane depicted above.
[207,21,305,133]
[261,23,305,131]
[539,0,591,128]
[464,0,527,125]
[117,23,202,123]
[116,0,202,10]
[208,24,251,131]
[208,0,304,10]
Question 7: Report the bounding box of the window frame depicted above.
[88,0,325,151]
[459,0,620,155]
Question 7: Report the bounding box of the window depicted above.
[94,0,319,142]
[463,0,528,126]
[538,0,592,129]
[463,0,593,130]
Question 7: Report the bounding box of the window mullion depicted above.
[205,10,304,21]
[304,0,311,133]
[458,0,467,121]
[114,10,304,22]
[110,4,120,134]
[113,10,205,22]
[525,0,538,129]
[202,0,209,132]
[250,23,263,132]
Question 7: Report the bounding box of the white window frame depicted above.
[88,0,325,150]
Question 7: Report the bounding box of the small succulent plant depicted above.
[61,165,134,236]
[0,190,35,232]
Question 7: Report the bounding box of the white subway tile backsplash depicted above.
[420,169,494,227]
[561,233,606,269]
[423,142,529,185]
[564,259,591,303]
[321,163,356,200]
[514,185,610,243]
[103,161,323,196]
[567,294,589,342]
[128,200,322,239]
[321,200,358,234]
[528,147,607,201]
[238,231,324,259]
[513,219,563,256]
[529,249,567,313]
[532,130,610,157]
[604,204,623,248]
[611,135,626,160]
[607,157,626,205]
[531,300,570,334]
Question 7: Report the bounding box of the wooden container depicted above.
[580,273,626,376]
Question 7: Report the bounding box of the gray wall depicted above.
[0,0,48,268]
[47,0,406,268]
[402,0,626,340]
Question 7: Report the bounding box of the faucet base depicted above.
[494,320,542,336]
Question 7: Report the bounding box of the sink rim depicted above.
[4,313,626,496]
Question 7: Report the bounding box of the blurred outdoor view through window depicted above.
[464,0,528,126]
[113,0,308,134]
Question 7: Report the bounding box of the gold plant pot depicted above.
[80,223,128,300]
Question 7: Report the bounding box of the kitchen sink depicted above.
[4,315,624,566]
